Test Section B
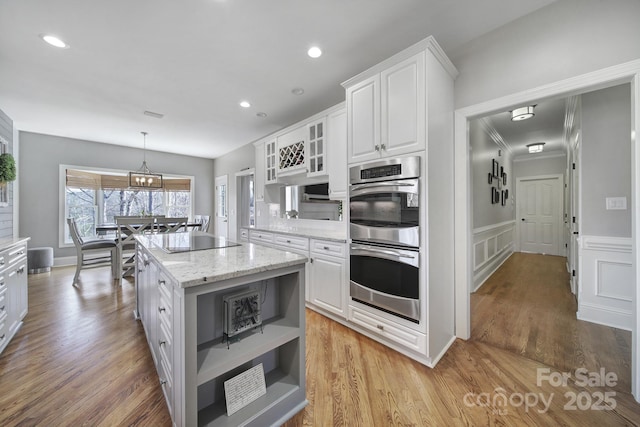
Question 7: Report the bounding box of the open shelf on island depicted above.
[198,368,300,427]
[197,316,299,385]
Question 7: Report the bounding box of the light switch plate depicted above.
[605,197,627,210]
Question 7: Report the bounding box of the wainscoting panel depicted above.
[472,221,515,291]
[577,235,633,330]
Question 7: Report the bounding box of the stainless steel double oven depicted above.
[349,156,421,323]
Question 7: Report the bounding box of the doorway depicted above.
[454,63,640,400]
[215,175,228,238]
[516,174,563,255]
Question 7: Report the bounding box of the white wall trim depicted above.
[577,303,633,331]
[472,221,515,291]
[454,59,640,402]
[478,118,512,156]
[582,235,633,253]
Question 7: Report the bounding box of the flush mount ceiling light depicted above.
[510,105,536,121]
[307,46,322,58]
[129,132,163,188]
[240,101,251,108]
[39,34,69,48]
[526,142,545,153]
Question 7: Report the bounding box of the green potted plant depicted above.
[0,153,16,182]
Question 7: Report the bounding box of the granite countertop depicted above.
[246,225,347,243]
[135,231,307,288]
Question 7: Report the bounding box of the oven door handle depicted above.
[350,245,419,267]
[350,181,415,191]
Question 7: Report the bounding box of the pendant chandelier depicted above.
[129,131,163,189]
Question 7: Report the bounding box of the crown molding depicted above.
[478,117,512,156]
[513,150,566,162]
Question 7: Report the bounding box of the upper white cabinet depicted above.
[277,125,307,177]
[254,141,266,201]
[265,139,277,184]
[306,119,326,177]
[327,106,347,199]
[343,36,455,164]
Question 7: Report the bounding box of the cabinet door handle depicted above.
[323,246,330,250]
[376,324,384,330]
[158,280,165,286]
[0,334,5,340]
[286,240,291,243]
[160,379,167,386]
[0,305,5,311]
[380,144,386,151]
[158,307,166,313]
[374,145,380,151]
[159,340,166,347]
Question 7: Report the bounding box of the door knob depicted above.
[521,218,525,221]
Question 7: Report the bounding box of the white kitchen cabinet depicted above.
[309,239,346,319]
[346,75,379,163]
[0,239,29,356]
[306,119,326,177]
[277,125,307,177]
[327,107,347,199]
[265,139,277,184]
[249,229,275,247]
[346,52,424,163]
[254,139,278,203]
[254,141,266,202]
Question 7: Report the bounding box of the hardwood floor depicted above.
[0,267,172,426]
[1,264,639,426]
[471,252,632,393]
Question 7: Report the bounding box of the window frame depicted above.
[59,164,194,248]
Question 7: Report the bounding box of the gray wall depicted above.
[581,84,632,237]
[211,142,256,240]
[0,108,13,238]
[450,0,640,109]
[470,120,514,229]
[19,131,215,257]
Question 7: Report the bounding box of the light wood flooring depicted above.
[0,264,638,426]
[471,252,632,393]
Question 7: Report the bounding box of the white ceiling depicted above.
[0,0,557,159]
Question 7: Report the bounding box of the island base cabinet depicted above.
[176,266,306,427]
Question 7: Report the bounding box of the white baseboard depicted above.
[473,247,513,292]
[577,303,633,331]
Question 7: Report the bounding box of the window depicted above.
[60,165,193,246]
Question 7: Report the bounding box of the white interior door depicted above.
[215,175,228,238]
[517,175,563,256]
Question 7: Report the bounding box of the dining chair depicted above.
[116,217,155,277]
[155,217,188,233]
[194,215,211,233]
[67,218,119,286]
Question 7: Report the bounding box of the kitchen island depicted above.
[135,231,308,427]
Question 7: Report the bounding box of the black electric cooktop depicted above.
[156,234,240,253]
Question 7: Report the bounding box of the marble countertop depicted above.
[136,231,307,288]
[244,225,347,243]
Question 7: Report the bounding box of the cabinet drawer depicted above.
[7,244,27,266]
[249,230,274,245]
[0,289,6,318]
[274,234,309,252]
[349,305,426,353]
[158,356,174,417]
[158,320,173,375]
[310,239,345,258]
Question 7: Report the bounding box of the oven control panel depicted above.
[360,164,402,180]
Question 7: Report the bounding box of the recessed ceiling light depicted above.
[307,46,322,58]
[256,112,267,118]
[240,101,251,108]
[39,34,69,49]
[291,88,304,96]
